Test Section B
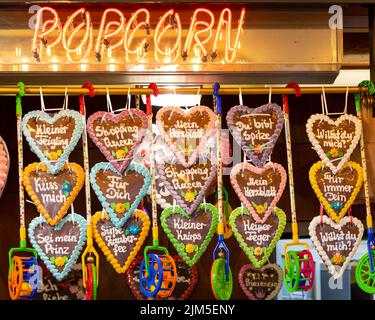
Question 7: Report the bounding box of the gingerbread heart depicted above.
[156,106,215,168]
[87,110,148,173]
[92,210,150,273]
[126,255,198,300]
[230,162,287,223]
[309,161,363,223]
[23,162,85,226]
[90,162,151,228]
[36,263,86,300]
[226,104,284,167]
[160,203,218,266]
[22,110,84,174]
[0,136,10,198]
[306,114,362,174]
[238,263,282,300]
[157,159,216,216]
[229,206,286,268]
[28,213,87,281]
[309,215,364,279]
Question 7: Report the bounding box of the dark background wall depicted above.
[0,92,371,300]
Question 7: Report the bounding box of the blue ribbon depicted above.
[213,82,222,115]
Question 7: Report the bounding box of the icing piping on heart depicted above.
[238,263,283,300]
[28,213,87,281]
[90,162,151,228]
[306,113,362,174]
[160,203,218,266]
[87,109,148,173]
[309,215,364,279]
[126,255,199,300]
[226,104,284,167]
[157,160,216,216]
[156,106,215,168]
[0,136,10,198]
[230,161,287,223]
[92,210,150,273]
[23,162,85,226]
[309,161,363,223]
[22,110,84,174]
[229,206,286,268]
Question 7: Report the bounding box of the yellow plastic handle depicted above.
[367,215,373,229]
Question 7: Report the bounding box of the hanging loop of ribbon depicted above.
[79,82,95,115]
[213,82,221,115]
[146,83,158,116]
[282,82,301,114]
[16,81,25,116]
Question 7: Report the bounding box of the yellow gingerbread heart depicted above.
[23,162,85,226]
[309,161,363,223]
[92,209,150,273]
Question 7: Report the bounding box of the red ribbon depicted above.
[79,82,95,115]
[146,83,158,116]
[282,82,301,114]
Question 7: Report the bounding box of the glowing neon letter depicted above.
[182,8,215,62]
[124,8,150,62]
[154,9,182,63]
[31,7,62,61]
[212,8,245,62]
[95,8,125,62]
[62,8,93,62]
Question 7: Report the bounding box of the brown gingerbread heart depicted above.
[23,162,85,226]
[238,263,283,300]
[156,106,215,168]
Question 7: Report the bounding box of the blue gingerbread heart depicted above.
[28,213,87,281]
[90,162,151,227]
[22,110,84,174]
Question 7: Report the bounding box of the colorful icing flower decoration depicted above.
[129,224,139,235]
[249,144,263,155]
[51,256,68,267]
[254,247,263,256]
[112,146,129,159]
[331,252,346,265]
[326,148,343,159]
[252,202,268,215]
[185,243,196,254]
[331,201,342,210]
[62,180,72,197]
[111,202,130,215]
[44,149,63,161]
[182,190,197,203]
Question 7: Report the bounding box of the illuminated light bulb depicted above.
[154,9,182,63]
[182,8,214,62]
[22,64,29,72]
[193,64,200,71]
[95,8,125,62]
[62,8,93,62]
[81,63,87,71]
[212,7,246,63]
[46,47,51,56]
[108,63,116,71]
[31,7,62,61]
[124,8,150,63]
[52,64,58,71]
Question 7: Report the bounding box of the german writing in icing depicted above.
[173,218,207,242]
[100,224,138,257]
[242,219,272,246]
[105,175,130,200]
[32,122,71,150]
[235,115,274,145]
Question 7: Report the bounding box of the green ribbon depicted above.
[355,80,375,111]
[16,81,25,116]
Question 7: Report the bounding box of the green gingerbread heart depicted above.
[229,206,286,268]
[161,203,218,266]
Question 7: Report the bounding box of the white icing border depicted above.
[306,114,362,174]
[309,215,364,279]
